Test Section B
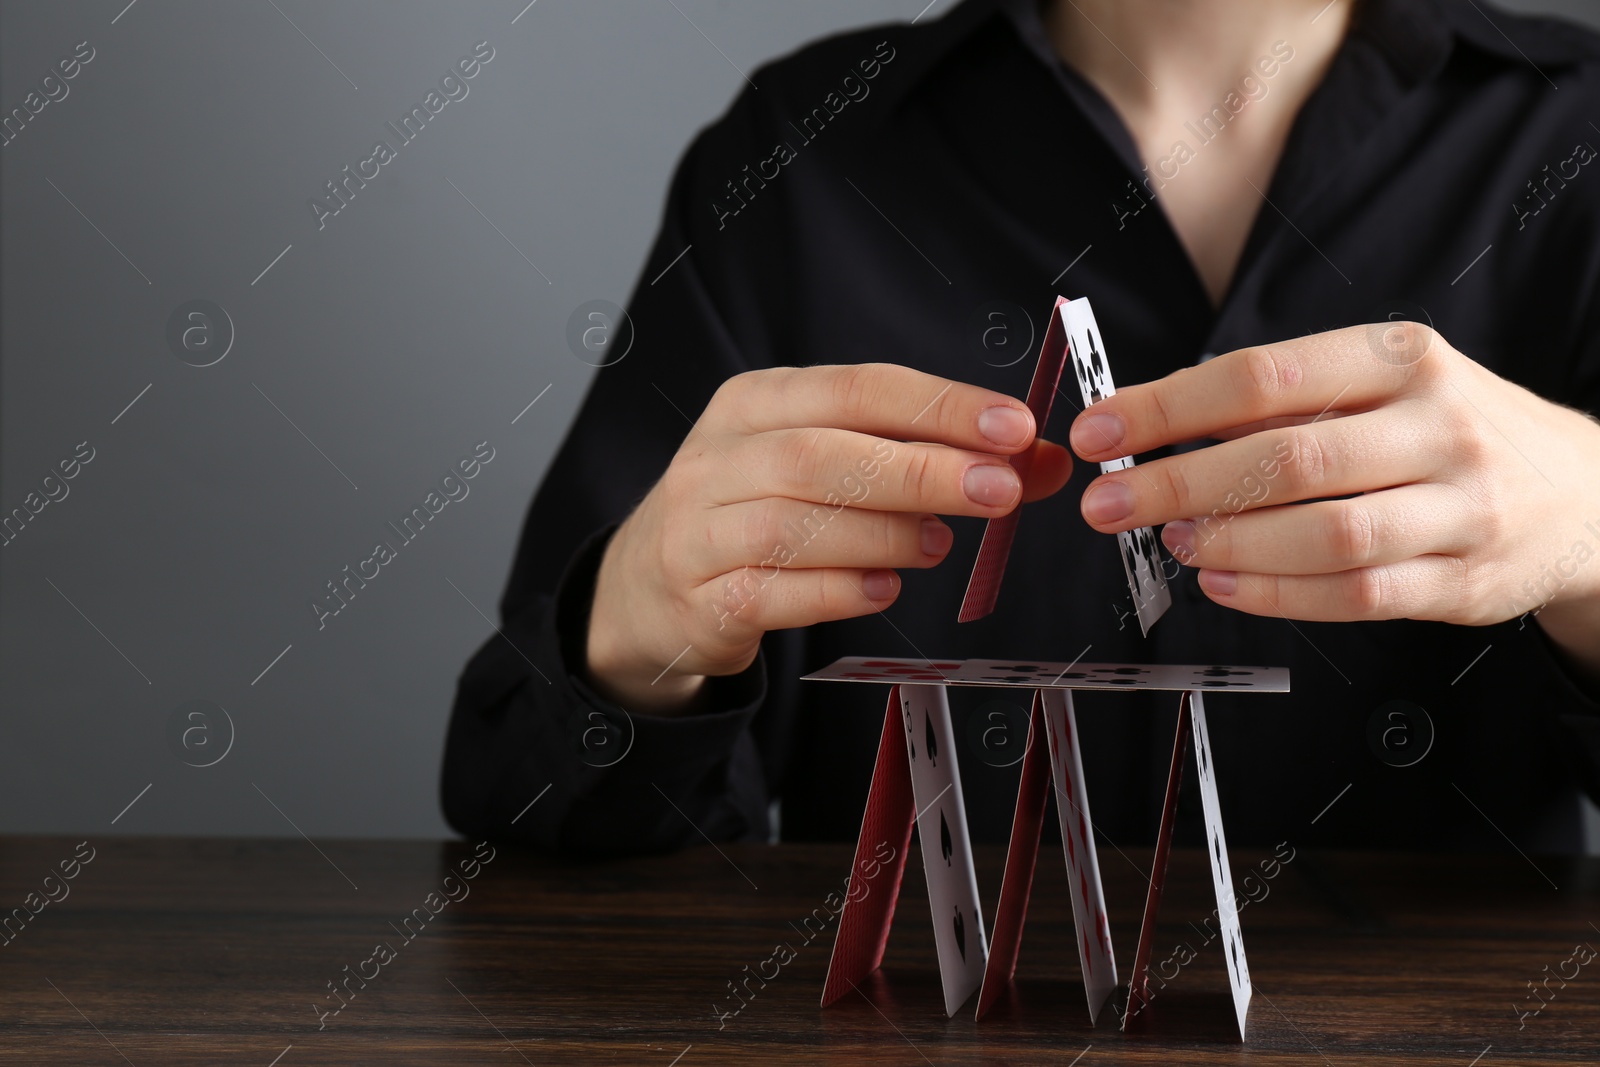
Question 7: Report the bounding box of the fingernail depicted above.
[978,405,1031,448]
[920,517,953,557]
[1070,411,1125,456]
[1199,570,1237,596]
[863,569,899,600]
[1082,480,1134,525]
[963,464,1022,507]
[1161,520,1196,564]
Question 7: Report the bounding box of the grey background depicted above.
[3,0,1597,840]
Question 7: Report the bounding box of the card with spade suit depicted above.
[1058,296,1171,635]
[1039,688,1118,1022]
[816,670,1285,1034]
[1189,690,1252,1036]
[958,295,1170,633]
[898,683,988,1016]
[1122,691,1252,1039]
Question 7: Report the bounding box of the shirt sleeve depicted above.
[439,84,791,856]
[1539,251,1600,795]
[439,521,772,856]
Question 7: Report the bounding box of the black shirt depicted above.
[441,0,1600,857]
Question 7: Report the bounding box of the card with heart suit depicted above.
[899,684,988,1016]
[1189,690,1252,1037]
[820,687,918,1008]
[959,297,1072,623]
[804,656,1289,694]
[1058,296,1171,635]
[1040,688,1118,1023]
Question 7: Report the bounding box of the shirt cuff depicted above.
[549,523,768,784]
[1525,614,1600,713]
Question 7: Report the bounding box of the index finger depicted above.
[1067,322,1440,461]
[717,363,1039,455]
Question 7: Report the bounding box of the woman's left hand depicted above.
[1068,322,1600,675]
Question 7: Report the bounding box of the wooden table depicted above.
[1,835,1596,1064]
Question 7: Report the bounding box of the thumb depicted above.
[1020,438,1073,503]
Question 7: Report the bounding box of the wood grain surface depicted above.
[0,835,1596,1064]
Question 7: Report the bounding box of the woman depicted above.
[443,0,1600,857]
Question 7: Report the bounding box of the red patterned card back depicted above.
[821,686,918,1007]
[974,691,1052,1020]
[958,297,1073,622]
[1123,692,1192,1028]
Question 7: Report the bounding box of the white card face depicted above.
[945,658,1077,684]
[805,657,1290,694]
[1059,297,1171,635]
[1115,524,1173,636]
[1189,691,1251,1038]
[899,684,987,1016]
[1062,300,1115,407]
[810,658,962,682]
[1039,689,1117,1023]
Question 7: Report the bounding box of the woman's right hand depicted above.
[583,363,1074,712]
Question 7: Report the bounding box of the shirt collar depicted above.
[1432,0,1600,71]
[866,0,1007,118]
[878,0,1597,115]
[1350,0,1599,84]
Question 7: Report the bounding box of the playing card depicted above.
[1115,522,1172,636]
[1123,695,1189,1030]
[1059,297,1172,635]
[975,692,1051,1021]
[945,659,1073,684]
[959,298,1073,622]
[1040,688,1117,1023]
[805,657,1290,694]
[899,684,987,1016]
[1189,690,1251,1038]
[804,657,961,684]
[1062,298,1113,406]
[821,687,917,1007]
